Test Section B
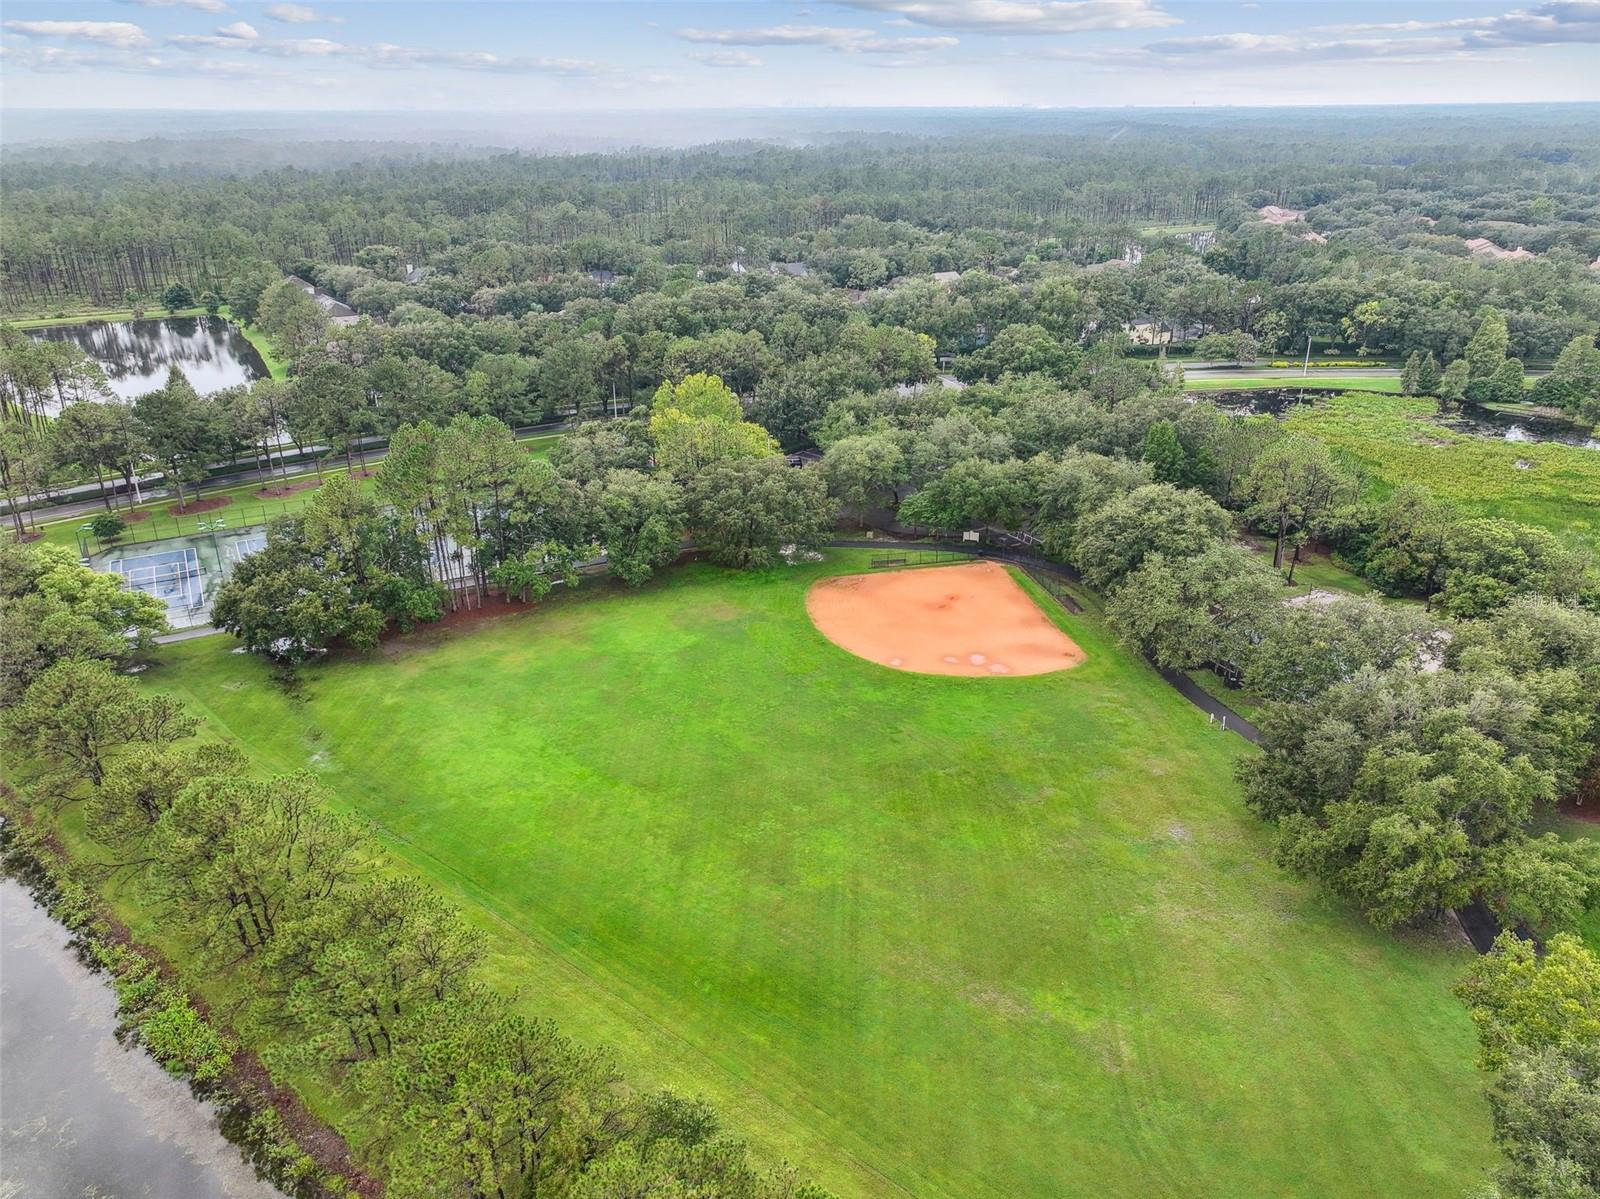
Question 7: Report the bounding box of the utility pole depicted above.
[1302,332,1312,377]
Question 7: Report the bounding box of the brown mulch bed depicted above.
[1559,798,1600,825]
[122,508,151,524]
[255,477,322,500]
[167,495,234,517]
[377,591,531,645]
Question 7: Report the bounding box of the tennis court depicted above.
[107,546,205,618]
[225,532,268,564]
[89,523,272,629]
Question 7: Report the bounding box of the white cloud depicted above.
[1057,0,1600,72]
[692,49,765,68]
[8,44,261,77]
[160,28,609,75]
[1315,1,1600,45]
[675,24,958,53]
[3,20,151,49]
[216,21,258,40]
[1039,30,1498,69]
[833,0,1179,34]
[365,43,604,74]
[264,3,336,22]
[125,0,229,12]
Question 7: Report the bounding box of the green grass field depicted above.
[130,552,1494,1198]
[1184,375,1403,393]
[1287,392,1600,549]
[3,304,213,327]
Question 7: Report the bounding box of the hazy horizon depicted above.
[7,100,1599,155]
[3,1,1598,115]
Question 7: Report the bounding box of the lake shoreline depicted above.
[27,313,273,403]
[0,807,376,1199]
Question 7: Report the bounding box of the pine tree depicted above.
[1400,351,1422,396]
[1437,359,1469,410]
[1417,351,1442,395]
[1141,420,1186,484]
[1465,307,1509,382]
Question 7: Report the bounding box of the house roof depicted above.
[931,270,961,284]
[285,274,356,319]
[312,293,356,319]
[1466,237,1535,261]
[1257,205,1305,226]
[770,261,809,277]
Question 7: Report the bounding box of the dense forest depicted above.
[5,109,1600,365]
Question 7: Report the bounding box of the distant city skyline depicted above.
[2,0,1597,111]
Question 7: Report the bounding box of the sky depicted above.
[1,0,1597,111]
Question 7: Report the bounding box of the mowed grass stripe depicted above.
[143,552,1494,1198]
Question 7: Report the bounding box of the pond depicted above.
[30,316,269,403]
[1197,388,1600,450]
[1445,403,1600,450]
[0,876,287,1199]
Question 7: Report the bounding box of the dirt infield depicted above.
[806,561,1085,677]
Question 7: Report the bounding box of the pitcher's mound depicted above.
[807,561,1085,677]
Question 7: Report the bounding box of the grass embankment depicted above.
[1185,375,1403,393]
[235,317,287,380]
[4,305,212,328]
[1286,392,1600,550]
[120,551,1492,1199]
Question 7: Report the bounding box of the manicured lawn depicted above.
[1183,667,1266,722]
[31,465,378,551]
[235,317,288,379]
[1240,535,1375,598]
[134,552,1493,1199]
[3,304,212,327]
[1185,375,1403,393]
[1286,392,1600,549]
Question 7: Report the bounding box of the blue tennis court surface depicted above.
[225,532,268,562]
[107,546,204,616]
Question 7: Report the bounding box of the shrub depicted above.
[90,512,128,542]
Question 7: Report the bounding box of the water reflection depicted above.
[30,317,269,404]
[1446,404,1600,450]
[0,877,286,1199]
[1195,388,1599,450]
